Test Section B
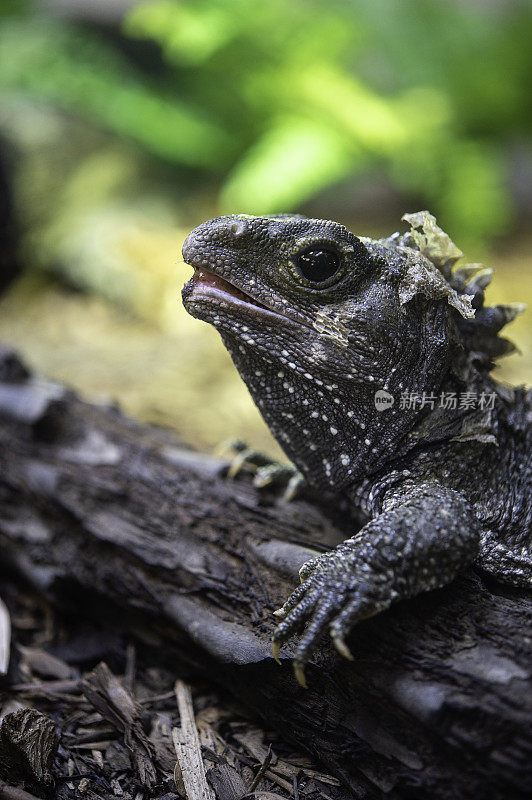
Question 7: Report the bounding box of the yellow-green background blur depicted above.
[0,0,531,456]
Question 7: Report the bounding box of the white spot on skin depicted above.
[341,454,350,465]
[330,427,338,435]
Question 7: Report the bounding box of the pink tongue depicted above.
[193,269,257,304]
[193,269,229,290]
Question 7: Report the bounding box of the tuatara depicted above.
[182,210,531,685]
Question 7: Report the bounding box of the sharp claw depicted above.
[283,472,303,502]
[293,662,307,688]
[272,640,282,663]
[227,452,249,479]
[253,472,270,488]
[332,634,354,661]
[273,607,286,618]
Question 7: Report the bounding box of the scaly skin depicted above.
[181,211,531,684]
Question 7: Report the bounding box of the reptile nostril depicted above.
[230,220,248,238]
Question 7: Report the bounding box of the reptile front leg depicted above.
[272,483,480,686]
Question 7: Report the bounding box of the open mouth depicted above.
[188,268,271,312]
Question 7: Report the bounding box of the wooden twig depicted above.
[0,596,10,676]
[172,681,215,800]
[248,745,272,793]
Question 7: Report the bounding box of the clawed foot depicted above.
[271,483,479,686]
[217,439,305,501]
[271,547,391,687]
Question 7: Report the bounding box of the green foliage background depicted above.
[0,0,530,451]
[1,0,532,242]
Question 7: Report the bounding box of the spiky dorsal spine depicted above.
[401,211,526,369]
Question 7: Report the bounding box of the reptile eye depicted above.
[296,249,340,284]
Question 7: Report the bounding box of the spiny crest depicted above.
[400,211,526,369]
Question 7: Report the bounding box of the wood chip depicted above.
[0,708,59,784]
[198,716,248,800]
[233,731,294,787]
[80,662,157,788]
[69,741,116,751]
[18,646,73,680]
[300,770,340,786]
[0,597,11,677]
[233,730,340,788]
[148,712,176,774]
[172,680,215,800]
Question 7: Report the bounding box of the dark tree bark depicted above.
[0,346,530,800]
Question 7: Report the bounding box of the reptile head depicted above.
[182,214,457,490]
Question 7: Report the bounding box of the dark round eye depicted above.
[296,249,340,284]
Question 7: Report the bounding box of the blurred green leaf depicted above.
[125,0,242,65]
[1,0,531,243]
[293,65,409,152]
[0,17,234,168]
[221,116,357,212]
[439,142,513,243]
